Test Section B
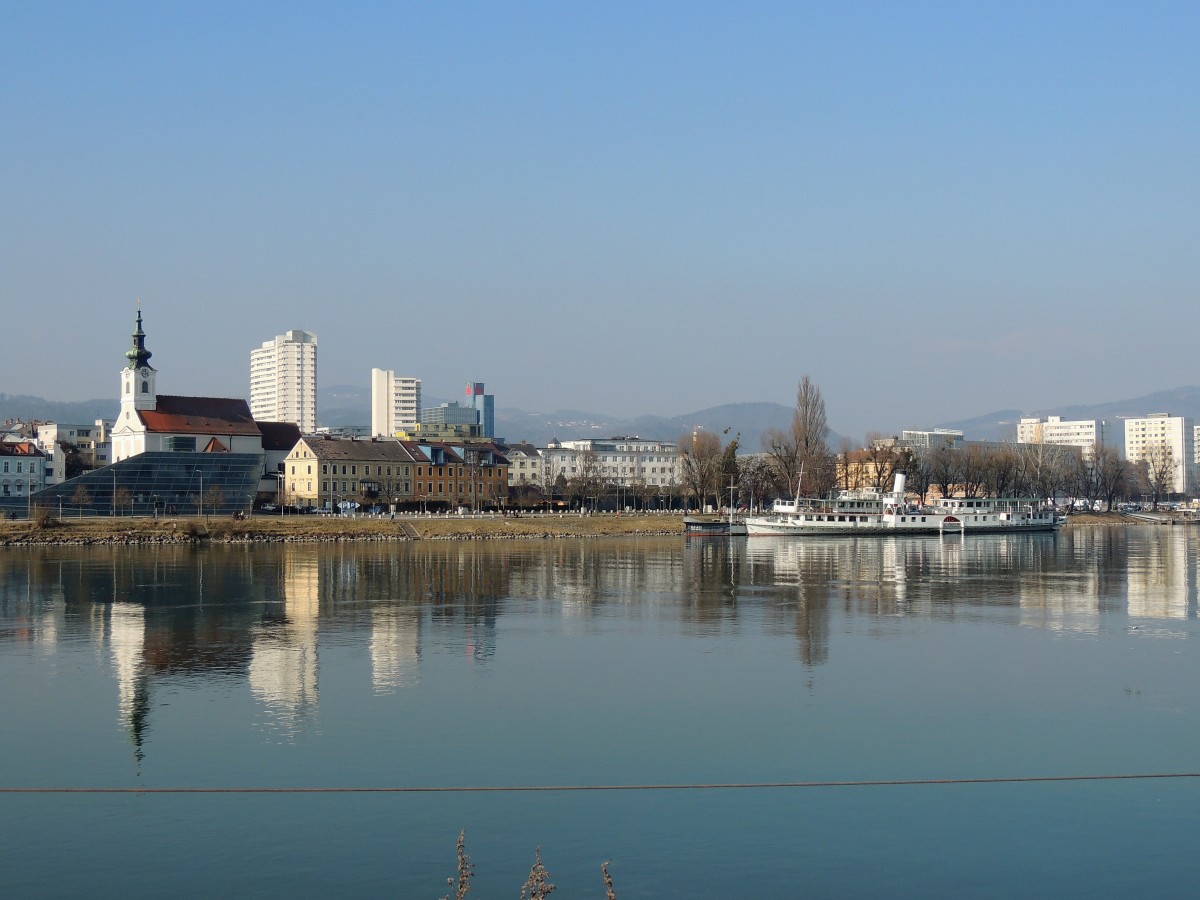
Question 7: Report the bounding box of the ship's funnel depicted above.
[893,471,907,498]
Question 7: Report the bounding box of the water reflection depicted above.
[2,527,1200,758]
[249,553,320,725]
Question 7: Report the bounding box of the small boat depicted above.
[744,472,1061,537]
[684,480,748,536]
[683,514,747,537]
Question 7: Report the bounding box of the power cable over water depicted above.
[4,772,1200,794]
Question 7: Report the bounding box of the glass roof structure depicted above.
[0,452,263,519]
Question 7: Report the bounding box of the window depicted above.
[141,381,148,394]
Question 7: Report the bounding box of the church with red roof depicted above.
[111,309,266,462]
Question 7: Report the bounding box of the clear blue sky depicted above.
[4,1,1198,440]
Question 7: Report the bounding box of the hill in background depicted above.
[935,386,1200,442]
[318,386,797,448]
[0,393,116,426]
[7,385,1199,449]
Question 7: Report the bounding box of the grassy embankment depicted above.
[0,509,1161,546]
[0,512,685,545]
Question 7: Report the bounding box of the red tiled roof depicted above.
[138,395,261,436]
[203,437,229,452]
[0,440,46,457]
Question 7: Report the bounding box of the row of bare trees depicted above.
[512,371,1184,514]
[739,374,1175,511]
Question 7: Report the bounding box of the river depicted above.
[2,527,1199,897]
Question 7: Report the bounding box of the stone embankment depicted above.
[0,513,685,546]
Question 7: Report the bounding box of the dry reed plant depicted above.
[439,831,618,897]
[602,861,617,899]
[518,847,555,899]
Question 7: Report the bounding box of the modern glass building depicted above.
[0,452,263,519]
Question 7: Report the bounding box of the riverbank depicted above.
[0,512,686,545]
[0,509,1167,546]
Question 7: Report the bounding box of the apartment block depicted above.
[250,330,317,433]
[1018,416,1115,461]
[1124,413,1195,495]
[370,369,421,437]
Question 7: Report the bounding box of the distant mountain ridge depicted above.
[935,386,1200,442]
[317,386,797,447]
[0,393,115,425]
[6,386,1199,449]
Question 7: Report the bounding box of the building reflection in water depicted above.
[1125,528,1197,620]
[250,550,320,727]
[371,607,420,692]
[107,601,149,764]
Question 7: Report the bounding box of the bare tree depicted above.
[1017,442,1075,502]
[983,446,1020,498]
[113,486,134,516]
[959,444,992,498]
[738,455,774,512]
[1140,442,1178,510]
[928,444,961,499]
[763,375,836,499]
[862,434,902,492]
[204,484,226,516]
[70,482,92,517]
[1093,447,1134,511]
[569,449,605,510]
[679,429,724,512]
[905,448,932,503]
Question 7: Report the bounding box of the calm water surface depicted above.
[2,527,1200,897]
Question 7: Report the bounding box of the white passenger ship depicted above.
[744,473,1062,537]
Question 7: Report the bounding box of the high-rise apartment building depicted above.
[370,368,422,437]
[1018,416,1114,461]
[250,330,317,433]
[1124,413,1195,496]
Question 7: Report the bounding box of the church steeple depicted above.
[125,307,154,371]
[120,304,158,415]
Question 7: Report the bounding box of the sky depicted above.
[4,1,1199,441]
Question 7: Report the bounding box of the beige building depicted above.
[1018,416,1114,462]
[1124,413,1196,496]
[504,442,543,489]
[283,436,422,510]
[283,436,510,511]
[542,437,681,489]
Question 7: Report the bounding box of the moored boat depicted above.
[744,472,1061,537]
